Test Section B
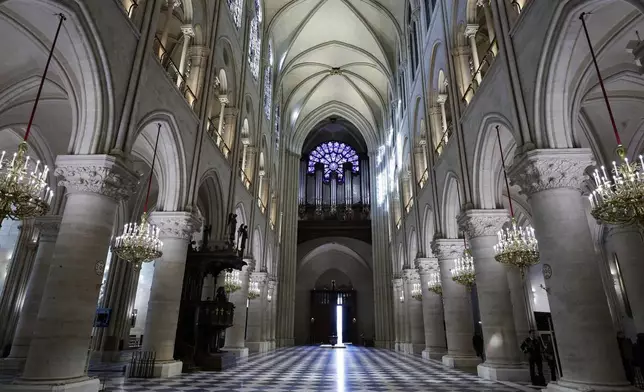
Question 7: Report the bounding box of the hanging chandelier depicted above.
[112,124,163,265]
[492,125,539,277]
[0,14,66,225]
[579,13,644,228]
[248,280,260,300]
[411,282,422,301]
[224,269,242,293]
[427,271,442,295]
[451,249,476,289]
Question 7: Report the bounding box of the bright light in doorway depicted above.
[336,305,343,345]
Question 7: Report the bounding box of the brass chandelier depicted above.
[427,271,442,295]
[0,15,66,225]
[112,124,163,266]
[451,247,476,289]
[492,126,539,277]
[411,282,422,301]
[224,269,242,294]
[248,280,260,300]
[580,13,644,228]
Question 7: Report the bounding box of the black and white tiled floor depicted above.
[1,346,525,391]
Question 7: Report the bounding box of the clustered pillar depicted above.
[6,155,138,392]
[510,149,631,391]
[459,209,526,381]
[143,211,199,378]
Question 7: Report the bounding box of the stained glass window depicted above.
[227,0,243,29]
[264,40,273,120]
[308,141,359,182]
[274,98,281,151]
[248,0,262,80]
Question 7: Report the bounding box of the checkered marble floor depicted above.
[96,346,522,391]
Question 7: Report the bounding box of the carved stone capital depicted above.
[431,239,464,260]
[181,24,195,37]
[218,95,229,105]
[251,271,268,285]
[149,211,201,240]
[508,149,594,197]
[402,268,420,283]
[458,209,508,239]
[35,215,62,242]
[392,278,403,290]
[465,24,479,38]
[436,94,448,105]
[268,279,277,290]
[55,155,139,202]
[477,0,490,7]
[415,257,439,274]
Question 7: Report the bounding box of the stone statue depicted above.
[227,213,237,245]
[239,224,248,256]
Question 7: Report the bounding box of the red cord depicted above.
[496,126,514,218]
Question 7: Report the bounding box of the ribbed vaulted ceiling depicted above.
[266,0,404,151]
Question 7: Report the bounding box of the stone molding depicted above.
[415,257,439,274]
[457,209,508,239]
[189,45,210,59]
[431,239,464,260]
[56,155,139,201]
[508,149,594,197]
[402,268,420,283]
[35,215,62,242]
[452,46,471,57]
[251,271,268,285]
[392,278,403,290]
[149,211,201,240]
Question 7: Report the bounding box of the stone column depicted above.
[604,225,644,335]
[403,268,425,354]
[428,106,443,152]
[437,94,448,133]
[143,211,199,378]
[186,45,210,102]
[509,149,631,391]
[507,268,531,363]
[246,271,267,353]
[416,257,447,360]
[7,155,137,392]
[459,210,527,381]
[432,239,480,369]
[158,0,180,58]
[452,46,473,99]
[176,24,194,87]
[269,279,278,350]
[97,256,139,362]
[216,97,229,144]
[5,217,59,367]
[477,0,496,51]
[465,24,482,83]
[224,258,255,357]
[0,220,37,355]
[392,277,403,352]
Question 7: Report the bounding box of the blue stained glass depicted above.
[307,141,359,182]
[227,0,243,29]
[248,0,262,80]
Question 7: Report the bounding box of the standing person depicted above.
[473,332,484,361]
[521,330,546,386]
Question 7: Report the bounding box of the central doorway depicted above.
[310,290,357,345]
